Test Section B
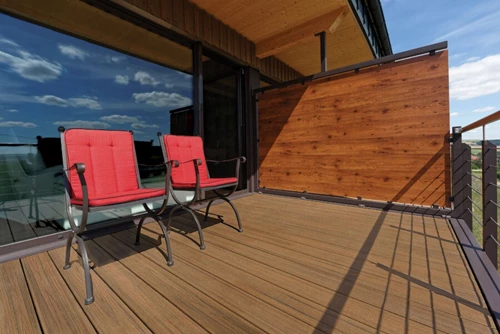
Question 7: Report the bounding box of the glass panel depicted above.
[203,56,245,188]
[0,13,193,245]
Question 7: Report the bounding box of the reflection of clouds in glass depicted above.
[35,95,67,107]
[0,50,62,82]
[107,55,125,63]
[54,120,110,129]
[131,122,159,129]
[35,95,102,110]
[58,44,88,60]
[7,109,18,112]
[134,71,160,86]
[0,37,19,47]
[100,115,139,124]
[0,121,36,128]
[114,75,129,85]
[132,91,191,109]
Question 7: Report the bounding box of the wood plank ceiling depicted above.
[190,0,375,75]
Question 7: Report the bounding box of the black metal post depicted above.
[245,67,260,193]
[483,140,498,269]
[451,126,472,230]
[193,42,204,138]
[315,31,327,72]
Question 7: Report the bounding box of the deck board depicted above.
[47,247,151,333]
[0,194,496,333]
[0,260,40,334]
[21,253,96,333]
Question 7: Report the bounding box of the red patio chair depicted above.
[156,133,245,250]
[59,127,173,305]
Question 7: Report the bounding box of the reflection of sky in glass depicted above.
[0,13,193,146]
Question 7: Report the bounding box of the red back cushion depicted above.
[163,135,209,184]
[64,129,140,200]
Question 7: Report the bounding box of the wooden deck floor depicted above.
[0,194,495,333]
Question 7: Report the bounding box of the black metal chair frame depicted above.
[158,132,246,250]
[59,127,173,305]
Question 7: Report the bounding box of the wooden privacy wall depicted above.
[258,51,450,207]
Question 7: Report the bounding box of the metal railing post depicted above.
[482,140,498,269]
[451,126,473,229]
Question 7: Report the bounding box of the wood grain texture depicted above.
[117,0,303,81]
[80,240,206,334]
[1,195,495,333]
[21,253,96,333]
[258,51,451,207]
[0,260,41,334]
[47,247,151,334]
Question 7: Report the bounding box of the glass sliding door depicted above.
[203,55,246,189]
[0,11,193,246]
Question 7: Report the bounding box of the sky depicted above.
[382,0,500,140]
[0,13,193,147]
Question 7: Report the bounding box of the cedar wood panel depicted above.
[258,51,450,207]
[123,0,302,82]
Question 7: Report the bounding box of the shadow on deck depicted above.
[0,194,495,333]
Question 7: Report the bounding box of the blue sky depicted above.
[0,13,193,145]
[382,0,500,140]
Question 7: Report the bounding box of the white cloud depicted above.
[450,112,459,117]
[449,54,500,100]
[100,115,139,124]
[58,44,88,60]
[165,83,174,89]
[465,56,480,62]
[435,11,500,42]
[107,56,125,64]
[7,109,18,112]
[54,120,110,129]
[0,38,19,47]
[134,71,160,86]
[0,50,62,82]
[114,75,129,85]
[68,97,102,110]
[131,122,159,129]
[472,106,496,113]
[0,121,36,128]
[35,95,68,107]
[132,91,191,108]
[35,95,102,109]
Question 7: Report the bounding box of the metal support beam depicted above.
[451,126,472,230]
[316,31,327,72]
[483,140,498,269]
[193,42,204,138]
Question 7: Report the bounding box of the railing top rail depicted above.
[461,110,500,134]
[254,41,448,95]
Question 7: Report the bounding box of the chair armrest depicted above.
[206,156,246,164]
[64,162,88,234]
[65,162,86,174]
[176,158,202,166]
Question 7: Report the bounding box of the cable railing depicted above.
[452,109,500,270]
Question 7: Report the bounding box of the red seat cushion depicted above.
[172,177,238,189]
[64,129,150,207]
[71,188,166,207]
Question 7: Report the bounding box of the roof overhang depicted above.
[190,0,392,75]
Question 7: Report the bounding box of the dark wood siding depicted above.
[258,51,451,207]
[123,0,302,82]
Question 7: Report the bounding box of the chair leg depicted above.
[135,216,146,245]
[221,197,243,233]
[75,235,94,305]
[167,205,183,233]
[63,234,74,270]
[155,217,174,266]
[182,207,206,250]
[203,199,216,222]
